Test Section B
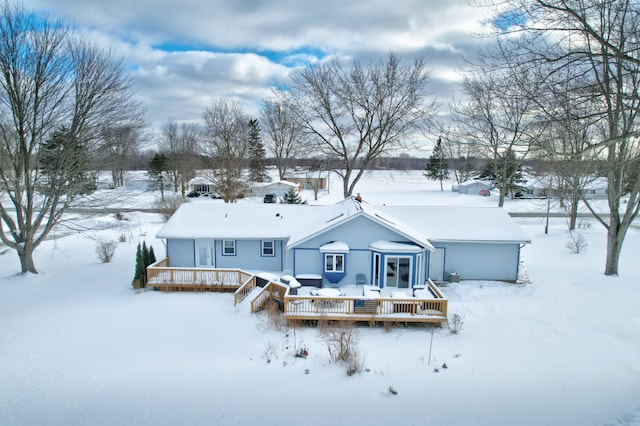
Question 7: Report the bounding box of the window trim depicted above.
[324,253,344,273]
[222,239,236,256]
[261,240,275,257]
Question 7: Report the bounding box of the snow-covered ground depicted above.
[1,170,639,426]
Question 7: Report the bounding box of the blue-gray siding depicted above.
[433,241,521,281]
[166,239,195,267]
[293,216,425,286]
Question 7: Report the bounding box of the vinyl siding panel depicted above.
[434,242,520,281]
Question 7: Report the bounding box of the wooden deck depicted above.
[281,282,447,325]
[146,258,253,293]
[146,258,448,325]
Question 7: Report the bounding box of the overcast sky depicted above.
[23,0,496,151]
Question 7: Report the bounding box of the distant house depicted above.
[155,197,531,285]
[246,180,299,199]
[284,172,329,191]
[582,177,608,199]
[188,176,214,196]
[522,175,551,198]
[456,180,493,195]
[520,175,608,199]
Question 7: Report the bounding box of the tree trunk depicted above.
[568,195,579,231]
[18,245,37,274]
[498,187,505,207]
[604,224,622,276]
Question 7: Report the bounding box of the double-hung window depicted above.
[222,240,236,256]
[261,240,275,256]
[324,253,344,273]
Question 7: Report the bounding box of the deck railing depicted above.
[146,260,448,324]
[233,276,257,305]
[146,258,252,291]
[283,280,447,324]
[250,281,289,313]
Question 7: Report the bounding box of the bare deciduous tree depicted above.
[260,99,305,181]
[0,3,143,273]
[99,124,144,188]
[439,131,478,184]
[160,120,201,196]
[202,100,249,202]
[277,53,436,198]
[451,63,542,207]
[482,0,640,275]
[533,63,603,230]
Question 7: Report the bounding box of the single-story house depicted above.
[522,175,551,198]
[456,180,493,195]
[582,177,608,199]
[519,175,608,199]
[246,180,300,199]
[188,176,214,196]
[156,197,531,287]
[284,172,329,191]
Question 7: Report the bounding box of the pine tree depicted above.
[148,152,168,201]
[247,118,270,183]
[424,137,450,191]
[283,187,306,204]
[148,246,156,265]
[39,126,95,196]
[479,149,526,199]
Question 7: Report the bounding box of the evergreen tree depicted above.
[479,149,526,199]
[39,126,95,196]
[424,137,450,191]
[148,152,168,201]
[247,118,270,183]
[133,243,145,288]
[142,241,150,270]
[148,246,156,265]
[283,187,307,204]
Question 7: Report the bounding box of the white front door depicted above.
[195,239,215,267]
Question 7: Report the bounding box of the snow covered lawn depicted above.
[1,173,639,425]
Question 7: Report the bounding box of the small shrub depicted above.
[449,313,464,334]
[155,193,184,221]
[257,300,284,331]
[577,219,592,230]
[345,348,366,376]
[266,300,284,331]
[294,346,309,358]
[566,232,588,254]
[96,240,117,263]
[118,233,127,243]
[264,340,281,363]
[319,321,366,375]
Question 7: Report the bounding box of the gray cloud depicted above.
[24,0,491,143]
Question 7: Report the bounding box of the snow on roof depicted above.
[156,202,328,240]
[157,198,531,245]
[188,176,212,185]
[286,198,436,250]
[458,179,492,187]
[382,206,531,243]
[369,240,423,252]
[251,180,299,188]
[319,241,350,252]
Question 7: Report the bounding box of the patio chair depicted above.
[355,273,367,285]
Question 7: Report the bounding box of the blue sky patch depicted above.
[492,10,528,32]
[153,43,330,67]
